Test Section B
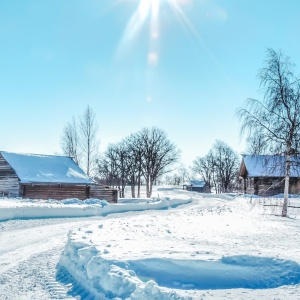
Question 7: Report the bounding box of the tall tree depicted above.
[79,106,99,176]
[125,133,145,198]
[192,152,215,192]
[138,127,180,198]
[60,117,80,164]
[193,141,239,193]
[212,140,239,193]
[237,49,300,217]
[61,106,100,176]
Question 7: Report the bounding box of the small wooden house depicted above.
[0,151,118,202]
[183,180,209,193]
[239,155,300,196]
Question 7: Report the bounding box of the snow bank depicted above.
[58,220,300,299]
[57,195,300,299]
[0,197,192,222]
[58,231,188,300]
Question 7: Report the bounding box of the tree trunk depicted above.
[131,175,135,198]
[282,154,291,217]
[137,167,141,198]
[146,175,151,198]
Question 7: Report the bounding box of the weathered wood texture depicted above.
[22,184,89,200]
[0,153,20,197]
[243,177,300,196]
[90,185,118,203]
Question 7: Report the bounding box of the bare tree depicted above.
[125,133,145,198]
[61,106,100,176]
[237,49,300,217]
[138,127,180,198]
[193,141,239,193]
[79,106,99,176]
[212,140,239,192]
[98,127,180,198]
[60,117,80,164]
[246,134,267,155]
[178,164,191,185]
[192,153,214,192]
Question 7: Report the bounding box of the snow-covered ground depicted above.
[1,186,300,299]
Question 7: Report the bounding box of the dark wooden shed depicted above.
[183,180,209,193]
[239,155,300,196]
[0,151,118,202]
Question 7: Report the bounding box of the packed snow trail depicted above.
[0,194,223,300]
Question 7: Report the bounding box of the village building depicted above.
[239,155,300,196]
[0,151,118,202]
[183,180,210,193]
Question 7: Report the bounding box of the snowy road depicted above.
[0,217,96,299]
[2,191,300,300]
[0,194,224,300]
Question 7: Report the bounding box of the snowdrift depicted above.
[0,197,192,222]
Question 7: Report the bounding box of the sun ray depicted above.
[115,0,220,69]
[122,0,151,43]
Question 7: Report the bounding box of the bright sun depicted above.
[118,0,193,66]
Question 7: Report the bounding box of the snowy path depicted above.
[1,191,300,300]
[0,195,223,300]
[0,218,97,299]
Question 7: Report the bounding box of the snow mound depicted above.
[58,216,300,299]
[58,233,187,299]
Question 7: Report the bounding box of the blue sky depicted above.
[1,0,300,166]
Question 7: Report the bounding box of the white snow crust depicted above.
[1,151,94,184]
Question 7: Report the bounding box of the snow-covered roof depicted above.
[241,155,300,177]
[184,180,207,187]
[1,151,95,184]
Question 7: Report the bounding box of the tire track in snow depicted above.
[0,247,74,300]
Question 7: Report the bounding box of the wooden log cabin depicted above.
[0,151,118,203]
[182,180,210,193]
[239,155,300,196]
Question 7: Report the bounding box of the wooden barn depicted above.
[239,155,300,196]
[0,151,118,202]
[183,180,209,193]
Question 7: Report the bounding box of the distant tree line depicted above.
[192,140,239,193]
[60,107,240,197]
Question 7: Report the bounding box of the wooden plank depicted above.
[23,184,88,200]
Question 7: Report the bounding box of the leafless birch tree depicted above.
[61,106,100,176]
[79,106,99,176]
[60,117,80,164]
[237,49,300,217]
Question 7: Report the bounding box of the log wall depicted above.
[0,153,20,197]
[90,185,118,203]
[22,184,88,200]
[243,177,300,196]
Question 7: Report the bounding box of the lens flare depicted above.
[117,0,195,66]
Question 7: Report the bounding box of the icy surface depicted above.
[1,151,94,184]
